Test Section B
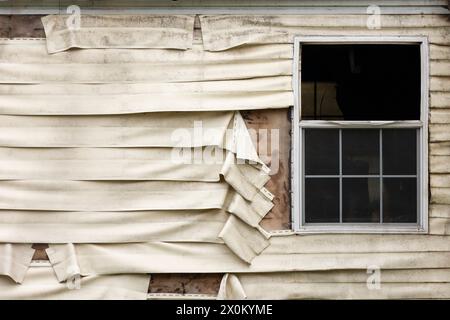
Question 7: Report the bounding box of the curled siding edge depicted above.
[0,244,35,283]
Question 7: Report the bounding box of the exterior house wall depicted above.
[0,4,449,298]
[201,12,450,299]
[0,15,290,295]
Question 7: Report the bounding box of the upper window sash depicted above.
[299,120,423,128]
[291,36,429,234]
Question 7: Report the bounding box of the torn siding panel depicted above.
[0,210,230,243]
[0,263,150,300]
[0,244,34,283]
[0,148,270,199]
[0,60,292,84]
[0,99,274,261]
[41,231,450,278]
[200,14,450,30]
[0,200,272,248]
[41,15,195,53]
[45,243,80,282]
[0,40,293,85]
[57,242,450,277]
[218,216,270,263]
[0,41,293,63]
[0,91,293,114]
[0,179,273,246]
[0,180,234,211]
[0,41,275,261]
[217,274,247,300]
[0,112,236,146]
[0,112,264,165]
[0,41,293,112]
[200,15,450,51]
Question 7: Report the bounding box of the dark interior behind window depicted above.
[301,44,421,120]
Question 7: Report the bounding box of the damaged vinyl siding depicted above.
[0,11,449,299]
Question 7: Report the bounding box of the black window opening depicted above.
[300,44,422,226]
[301,44,421,121]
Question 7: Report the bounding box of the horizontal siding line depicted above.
[3,0,447,6]
[0,7,449,15]
[0,0,448,6]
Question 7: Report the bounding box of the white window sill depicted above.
[294,224,428,234]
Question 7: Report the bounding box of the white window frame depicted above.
[292,36,429,234]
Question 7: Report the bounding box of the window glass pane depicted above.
[342,178,380,223]
[342,129,379,175]
[383,178,417,223]
[383,129,417,175]
[305,129,339,175]
[305,178,339,223]
[301,44,421,120]
[301,82,342,120]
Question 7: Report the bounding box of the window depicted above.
[292,37,428,233]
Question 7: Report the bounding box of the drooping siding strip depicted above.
[0,38,283,264]
[45,241,450,281]
[200,15,450,51]
[0,263,150,300]
[42,15,196,53]
[0,41,293,113]
[0,244,35,283]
